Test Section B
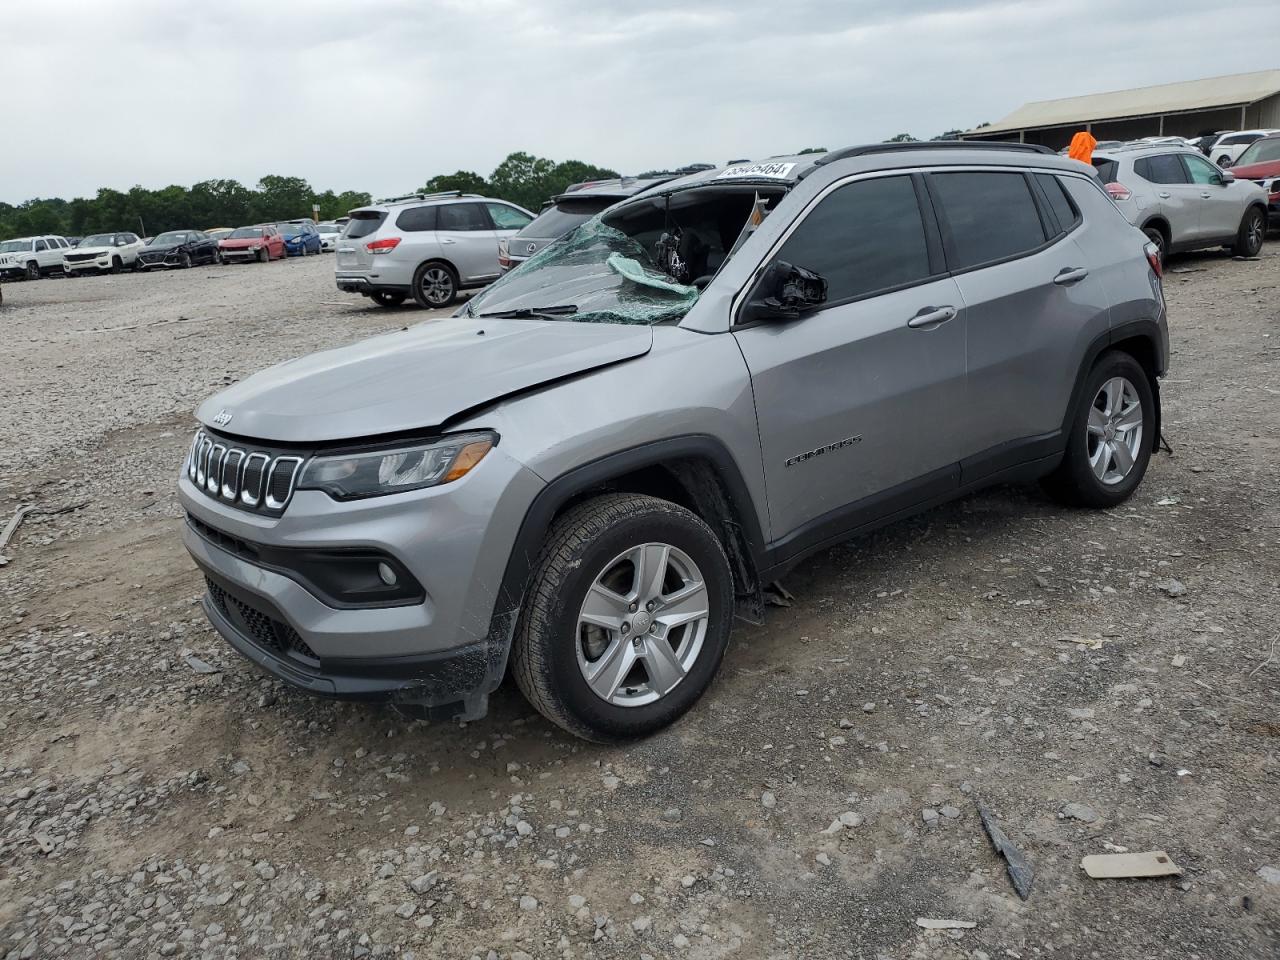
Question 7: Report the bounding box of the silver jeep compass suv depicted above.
[334,191,534,309]
[182,143,1169,741]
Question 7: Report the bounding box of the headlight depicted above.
[296,432,495,500]
[250,245,261,251]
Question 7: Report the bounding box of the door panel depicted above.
[1183,155,1238,240]
[735,277,966,541]
[438,202,500,283]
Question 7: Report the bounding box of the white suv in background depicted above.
[1210,129,1280,168]
[0,235,73,280]
[63,232,146,275]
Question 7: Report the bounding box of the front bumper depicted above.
[179,448,544,717]
[220,247,261,260]
[137,252,182,268]
[63,257,113,273]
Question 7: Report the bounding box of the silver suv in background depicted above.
[182,143,1168,742]
[1091,144,1268,260]
[334,192,534,308]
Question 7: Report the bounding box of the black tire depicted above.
[511,493,734,742]
[180,251,192,269]
[1215,155,1231,168]
[257,247,268,263]
[110,256,122,274]
[370,290,406,308]
[1043,350,1155,509]
[24,261,39,281]
[411,261,458,309]
[1142,225,1167,265]
[1231,207,1266,257]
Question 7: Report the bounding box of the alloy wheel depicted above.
[420,267,455,306]
[575,542,710,707]
[1246,211,1264,255]
[1087,376,1143,485]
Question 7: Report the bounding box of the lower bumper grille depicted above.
[205,576,319,664]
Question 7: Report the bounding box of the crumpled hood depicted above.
[196,317,652,443]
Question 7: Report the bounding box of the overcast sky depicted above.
[3,0,1275,204]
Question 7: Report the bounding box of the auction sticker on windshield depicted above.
[715,162,797,180]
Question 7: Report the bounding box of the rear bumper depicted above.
[335,274,411,296]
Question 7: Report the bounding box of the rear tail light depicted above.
[1143,241,1163,280]
[1105,182,1133,201]
[497,239,511,268]
[366,237,401,255]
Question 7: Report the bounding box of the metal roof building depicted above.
[963,69,1280,149]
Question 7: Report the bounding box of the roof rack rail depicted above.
[373,190,466,204]
[815,141,1055,166]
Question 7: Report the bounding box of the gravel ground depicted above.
[1,250,1278,960]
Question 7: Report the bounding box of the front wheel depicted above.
[257,248,268,263]
[25,261,39,281]
[511,493,734,742]
[1044,350,1155,508]
[1231,207,1265,257]
[110,256,123,274]
[370,290,406,308]
[411,261,457,308]
[180,251,192,269]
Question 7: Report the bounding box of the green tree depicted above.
[252,175,315,223]
[886,132,918,143]
[420,170,489,196]
[931,129,965,141]
[796,146,828,154]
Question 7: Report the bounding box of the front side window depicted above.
[437,203,491,232]
[1183,155,1222,185]
[773,175,933,303]
[486,202,533,230]
[930,171,1047,270]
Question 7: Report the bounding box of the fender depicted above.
[485,435,769,641]
[1061,317,1166,443]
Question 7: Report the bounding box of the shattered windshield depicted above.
[468,219,698,326]
[467,184,786,326]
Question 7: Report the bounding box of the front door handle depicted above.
[1053,267,1089,286]
[1200,192,1212,199]
[1157,191,1171,199]
[440,237,457,244]
[907,305,957,329]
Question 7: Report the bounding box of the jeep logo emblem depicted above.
[212,409,234,426]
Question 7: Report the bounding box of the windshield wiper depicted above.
[476,305,579,320]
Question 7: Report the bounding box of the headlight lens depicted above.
[297,432,495,500]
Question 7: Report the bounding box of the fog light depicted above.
[377,562,398,586]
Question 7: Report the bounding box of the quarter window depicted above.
[1182,155,1222,185]
[1134,154,1189,185]
[1035,174,1080,231]
[930,171,1047,270]
[772,175,933,303]
[396,205,438,232]
[486,202,533,230]
[437,203,491,232]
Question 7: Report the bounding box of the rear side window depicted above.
[1035,174,1079,231]
[437,203,491,232]
[517,200,612,240]
[1134,154,1188,185]
[930,171,1047,270]
[396,205,438,232]
[1091,158,1119,184]
[345,211,387,240]
[774,175,933,303]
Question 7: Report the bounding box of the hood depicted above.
[219,237,262,248]
[195,317,652,443]
[1231,157,1280,180]
[145,238,188,252]
[68,245,113,256]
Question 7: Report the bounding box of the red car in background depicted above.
[1231,134,1280,228]
[218,225,286,263]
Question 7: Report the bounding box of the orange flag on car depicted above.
[1067,131,1097,164]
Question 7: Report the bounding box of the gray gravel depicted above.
[2,248,1279,959]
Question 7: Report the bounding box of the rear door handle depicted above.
[1200,192,1212,199]
[1157,191,1171,199]
[1053,267,1089,285]
[440,237,456,244]
[907,305,956,329]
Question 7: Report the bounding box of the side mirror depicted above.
[741,260,828,323]
[1220,170,1236,184]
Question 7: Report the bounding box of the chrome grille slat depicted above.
[186,430,303,513]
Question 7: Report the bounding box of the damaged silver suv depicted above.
[180,143,1169,741]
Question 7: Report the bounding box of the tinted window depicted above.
[517,200,612,240]
[1091,158,1119,183]
[931,171,1047,270]
[486,202,533,230]
[396,205,438,232]
[1221,133,1262,146]
[437,203,490,231]
[1134,154,1189,185]
[34,239,47,251]
[774,175,933,303]
[1182,155,1222,185]
[345,211,386,240]
[1035,174,1079,231]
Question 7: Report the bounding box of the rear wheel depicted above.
[511,493,734,742]
[370,290,406,308]
[1231,207,1265,257]
[1044,350,1155,508]
[412,261,458,308]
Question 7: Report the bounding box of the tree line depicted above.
[1,137,988,241]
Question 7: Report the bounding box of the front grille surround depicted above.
[187,429,306,515]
